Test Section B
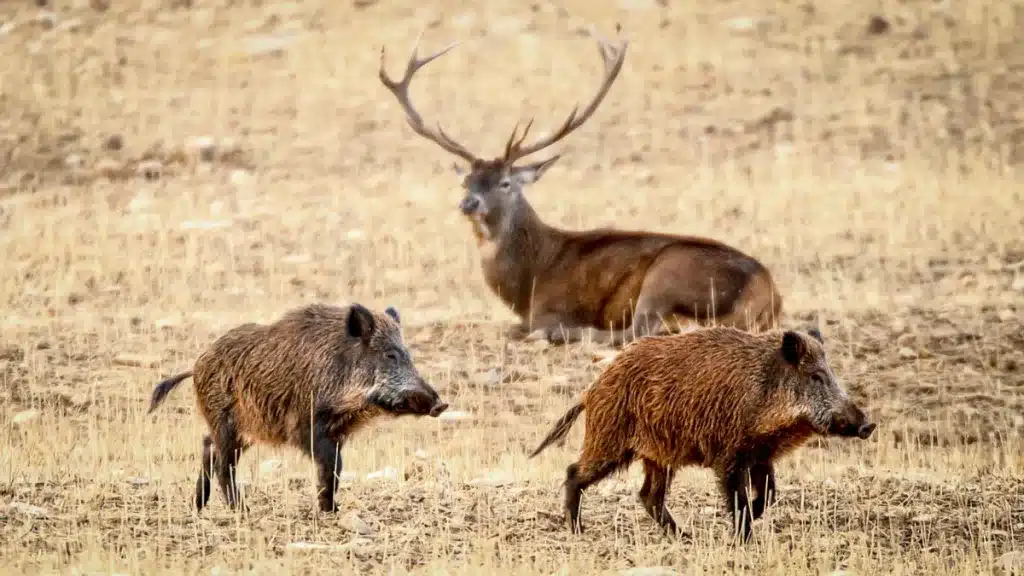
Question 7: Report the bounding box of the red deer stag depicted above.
[379,29,783,346]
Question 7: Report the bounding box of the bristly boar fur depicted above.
[529,326,876,542]
[148,302,449,514]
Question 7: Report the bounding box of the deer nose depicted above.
[459,196,480,215]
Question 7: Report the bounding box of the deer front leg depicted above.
[519,311,683,347]
[505,323,533,341]
[547,311,667,347]
[519,314,591,346]
[582,293,704,347]
[584,315,695,347]
[521,317,658,347]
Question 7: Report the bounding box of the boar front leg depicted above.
[310,407,345,513]
[747,461,776,521]
[718,453,765,543]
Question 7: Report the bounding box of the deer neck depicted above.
[470,200,563,319]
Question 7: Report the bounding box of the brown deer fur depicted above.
[529,326,876,542]
[147,303,448,514]
[379,30,783,346]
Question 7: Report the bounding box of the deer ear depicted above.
[780,331,806,366]
[347,303,376,342]
[514,155,561,185]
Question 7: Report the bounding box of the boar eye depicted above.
[385,350,400,362]
[810,373,825,386]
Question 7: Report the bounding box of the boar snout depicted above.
[857,422,876,439]
[395,379,445,417]
[828,402,874,439]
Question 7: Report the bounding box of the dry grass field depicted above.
[2,0,1023,574]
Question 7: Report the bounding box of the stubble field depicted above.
[1,0,1023,574]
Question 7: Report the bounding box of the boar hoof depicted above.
[318,498,339,513]
[668,527,689,540]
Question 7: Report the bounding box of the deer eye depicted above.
[498,179,512,190]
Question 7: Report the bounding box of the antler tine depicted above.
[502,26,629,165]
[378,36,479,163]
[502,119,535,161]
[503,122,520,161]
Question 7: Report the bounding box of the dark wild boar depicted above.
[379,27,782,346]
[529,326,875,542]
[147,302,449,513]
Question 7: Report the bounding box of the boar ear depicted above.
[347,303,376,342]
[807,327,824,344]
[384,306,401,324]
[781,331,806,366]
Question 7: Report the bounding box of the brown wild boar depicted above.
[147,302,449,513]
[379,28,782,346]
[529,326,875,542]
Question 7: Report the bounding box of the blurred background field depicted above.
[0,0,1022,574]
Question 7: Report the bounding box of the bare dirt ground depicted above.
[1,0,1023,574]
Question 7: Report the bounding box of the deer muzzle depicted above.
[459,195,481,215]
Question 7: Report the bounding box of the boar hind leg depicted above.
[195,435,214,512]
[213,419,247,512]
[564,450,633,534]
[309,408,344,513]
[639,459,679,535]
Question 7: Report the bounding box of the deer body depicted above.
[380,28,783,345]
[468,180,780,344]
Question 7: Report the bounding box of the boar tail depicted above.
[528,402,585,459]
[148,371,194,414]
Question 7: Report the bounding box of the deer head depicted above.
[379,28,629,241]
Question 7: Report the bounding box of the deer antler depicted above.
[502,26,629,165]
[379,33,480,163]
